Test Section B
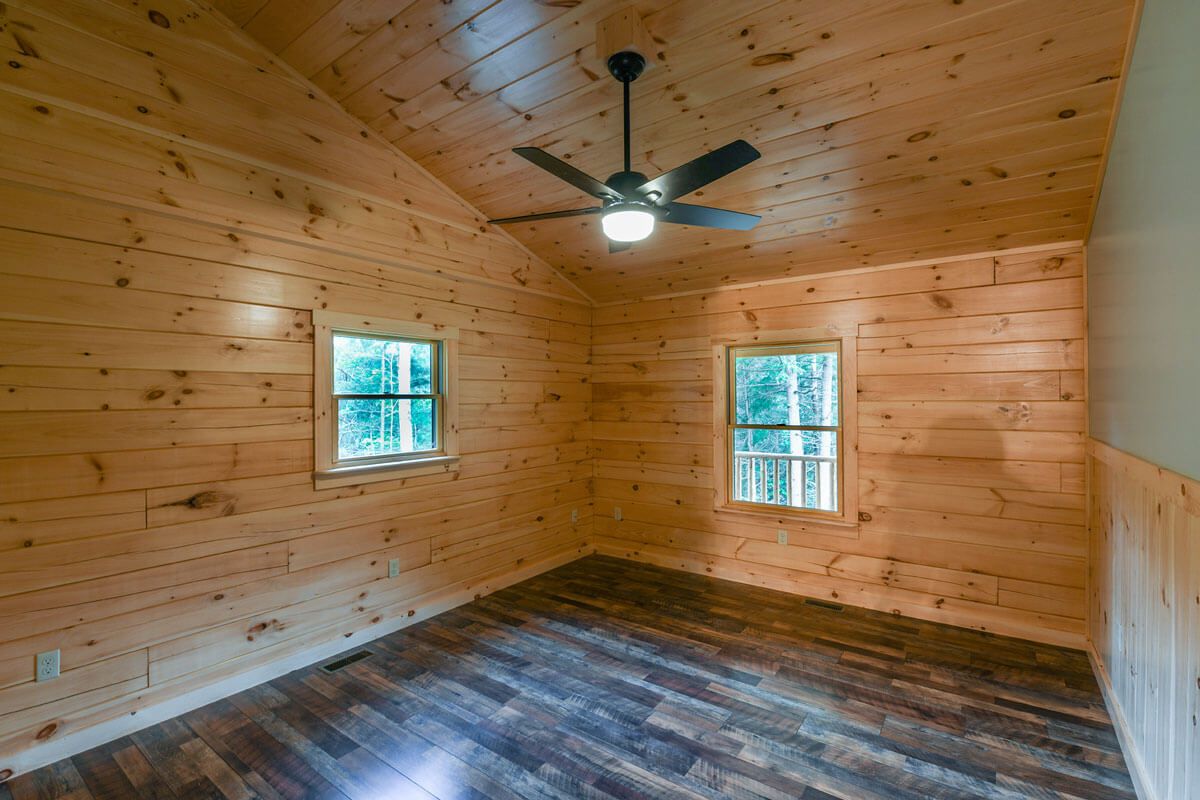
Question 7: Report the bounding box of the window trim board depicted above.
[712,329,859,527]
[313,310,459,489]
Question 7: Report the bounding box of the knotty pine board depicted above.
[1088,440,1200,800]
[208,0,1134,300]
[592,247,1088,648]
[0,0,591,778]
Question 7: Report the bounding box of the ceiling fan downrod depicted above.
[607,51,646,177]
[486,47,762,249]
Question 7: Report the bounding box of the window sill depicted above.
[314,455,460,489]
[714,504,861,538]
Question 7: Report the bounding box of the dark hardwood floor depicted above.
[3,555,1134,800]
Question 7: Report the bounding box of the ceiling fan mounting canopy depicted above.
[606,50,646,84]
[487,49,762,250]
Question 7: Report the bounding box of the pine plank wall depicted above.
[592,248,1088,648]
[0,0,593,777]
[0,0,1107,782]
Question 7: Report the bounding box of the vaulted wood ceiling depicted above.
[212,0,1136,302]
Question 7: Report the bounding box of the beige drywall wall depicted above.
[1088,0,1200,480]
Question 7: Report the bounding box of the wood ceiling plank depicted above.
[100,0,288,77]
[516,154,1099,258]
[515,77,1118,274]
[216,0,1137,301]
[241,0,344,53]
[594,216,1087,301]
[371,0,682,139]
[458,2,1126,214]
[338,0,581,124]
[414,0,914,179]
[375,0,746,145]
[426,0,1080,189]
[277,0,421,78]
[684,131,1107,221]
[307,0,499,98]
[209,0,270,27]
[0,31,480,233]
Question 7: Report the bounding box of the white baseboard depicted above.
[3,546,586,781]
[1087,643,1158,800]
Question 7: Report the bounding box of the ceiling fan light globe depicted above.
[602,208,655,242]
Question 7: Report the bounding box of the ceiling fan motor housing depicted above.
[604,171,650,200]
[486,47,762,241]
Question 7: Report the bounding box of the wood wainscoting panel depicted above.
[0,0,591,779]
[1088,439,1200,800]
[593,246,1088,647]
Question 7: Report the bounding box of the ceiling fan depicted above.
[487,51,763,252]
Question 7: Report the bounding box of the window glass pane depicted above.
[337,398,435,460]
[731,429,838,512]
[733,349,838,427]
[333,334,434,395]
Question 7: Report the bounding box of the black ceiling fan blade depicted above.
[487,207,601,225]
[608,240,632,253]
[662,202,761,230]
[635,140,761,204]
[512,147,622,200]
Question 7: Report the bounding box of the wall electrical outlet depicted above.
[36,650,60,682]
[571,508,579,524]
[777,529,788,545]
[388,558,400,578]
[613,506,623,521]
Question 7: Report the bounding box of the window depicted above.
[714,334,857,523]
[313,311,458,488]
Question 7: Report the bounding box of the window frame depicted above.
[313,311,459,489]
[713,330,858,528]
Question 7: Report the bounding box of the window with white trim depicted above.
[313,311,458,488]
[715,334,857,524]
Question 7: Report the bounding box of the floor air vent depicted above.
[805,598,844,611]
[320,649,373,673]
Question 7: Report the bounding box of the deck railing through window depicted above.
[732,451,837,511]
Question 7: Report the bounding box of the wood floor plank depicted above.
[8,556,1134,799]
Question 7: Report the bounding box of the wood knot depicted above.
[906,130,932,143]
[858,512,872,522]
[148,10,171,28]
[751,52,795,66]
[929,294,953,309]
[36,723,58,740]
